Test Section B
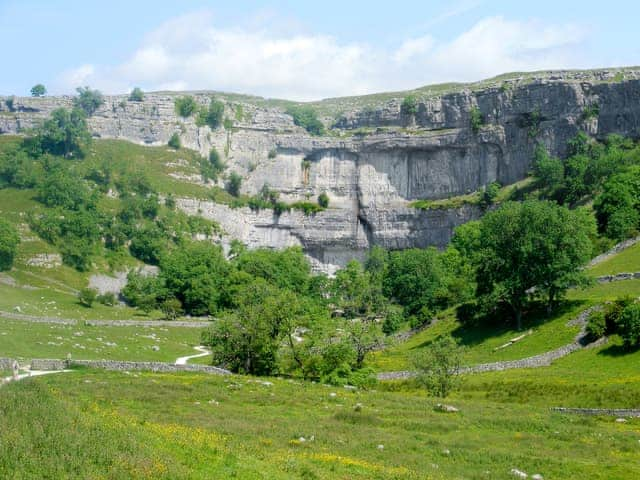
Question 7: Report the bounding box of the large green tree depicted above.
[474,200,595,328]
[29,108,91,158]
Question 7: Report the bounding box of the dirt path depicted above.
[175,346,211,365]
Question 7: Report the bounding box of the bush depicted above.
[30,84,47,97]
[196,98,224,129]
[586,310,606,340]
[78,288,97,307]
[382,308,404,335]
[74,87,104,116]
[5,96,15,111]
[401,95,418,116]
[286,105,325,135]
[318,192,329,208]
[96,292,116,306]
[533,144,564,189]
[168,133,181,149]
[291,201,323,215]
[619,302,640,349]
[129,87,144,102]
[412,335,464,398]
[28,107,91,158]
[226,172,242,197]
[160,297,183,321]
[470,106,483,133]
[268,148,277,159]
[480,181,500,208]
[0,219,20,271]
[174,96,198,118]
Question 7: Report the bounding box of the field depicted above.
[1,367,638,480]
[0,318,202,363]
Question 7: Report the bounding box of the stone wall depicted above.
[85,319,211,328]
[0,358,14,370]
[30,358,230,375]
[551,407,640,417]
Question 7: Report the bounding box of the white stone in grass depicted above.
[299,437,306,442]
[531,474,544,480]
[329,392,337,398]
[615,418,627,423]
[152,345,160,351]
[442,448,450,455]
[377,444,384,450]
[510,468,528,478]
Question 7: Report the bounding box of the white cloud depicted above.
[55,13,590,101]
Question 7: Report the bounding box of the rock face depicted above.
[2,68,640,272]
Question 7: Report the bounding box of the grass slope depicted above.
[1,369,637,479]
[0,318,202,363]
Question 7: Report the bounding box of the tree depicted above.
[74,86,104,116]
[474,200,595,328]
[384,248,447,317]
[333,260,384,320]
[532,144,564,190]
[0,219,19,271]
[401,95,418,115]
[412,335,464,398]
[619,302,640,349]
[129,87,144,102]
[78,288,97,307]
[202,280,301,375]
[174,96,198,118]
[226,172,242,196]
[30,84,47,97]
[160,241,229,315]
[29,107,91,158]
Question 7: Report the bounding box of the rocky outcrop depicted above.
[3,68,640,271]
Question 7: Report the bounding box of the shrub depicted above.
[286,105,325,135]
[226,172,242,197]
[532,144,564,189]
[291,201,323,215]
[196,98,224,129]
[160,297,183,321]
[401,95,418,116]
[168,133,181,149]
[581,103,599,122]
[96,292,116,306]
[586,310,606,340]
[223,117,233,130]
[603,297,633,333]
[174,96,198,118]
[28,107,91,158]
[619,302,640,349]
[30,84,47,97]
[5,96,15,111]
[268,148,277,159]
[412,335,464,398]
[78,288,97,307]
[318,192,329,208]
[480,181,500,208]
[74,86,104,116]
[165,195,176,210]
[470,106,483,133]
[0,219,20,271]
[382,308,404,335]
[129,87,144,102]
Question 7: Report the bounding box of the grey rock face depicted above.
[3,69,640,271]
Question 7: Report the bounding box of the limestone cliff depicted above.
[2,67,640,272]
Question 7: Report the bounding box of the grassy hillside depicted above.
[1,365,637,480]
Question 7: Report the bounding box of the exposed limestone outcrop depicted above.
[2,68,640,271]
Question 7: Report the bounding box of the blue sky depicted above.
[1,0,638,100]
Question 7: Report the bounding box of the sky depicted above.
[1,0,638,100]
